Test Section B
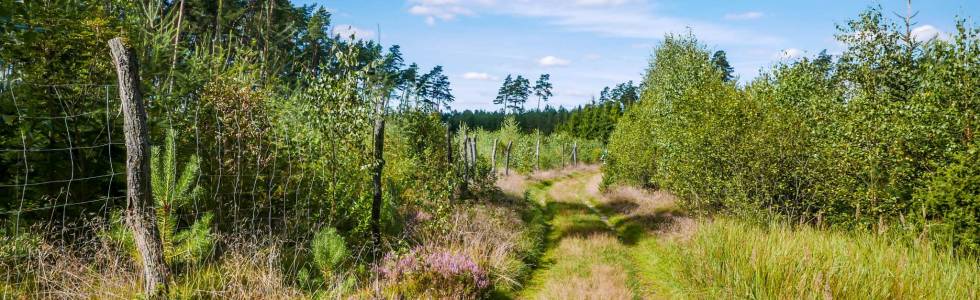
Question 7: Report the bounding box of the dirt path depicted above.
[508,167,692,299]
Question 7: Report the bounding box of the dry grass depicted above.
[361,197,547,298]
[496,172,531,198]
[20,239,141,299]
[172,236,307,299]
[528,234,633,300]
[2,229,308,299]
[414,204,534,289]
[536,264,632,300]
[527,165,598,182]
[496,164,598,199]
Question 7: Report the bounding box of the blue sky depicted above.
[291,0,978,111]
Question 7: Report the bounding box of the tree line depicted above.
[605,7,980,255]
[446,79,641,142]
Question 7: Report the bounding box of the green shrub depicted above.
[604,9,980,252]
[377,250,490,299]
[915,143,980,255]
[104,129,213,267]
[0,221,40,267]
[311,227,348,277]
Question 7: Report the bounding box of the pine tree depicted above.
[711,50,735,82]
[533,74,553,111]
[494,75,514,113]
[510,75,531,114]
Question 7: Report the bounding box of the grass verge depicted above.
[633,218,980,299]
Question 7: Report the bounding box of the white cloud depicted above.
[332,25,375,40]
[775,48,804,60]
[911,25,945,43]
[584,53,602,60]
[538,56,571,67]
[462,72,498,80]
[408,0,474,25]
[573,0,632,7]
[724,11,764,21]
[402,0,782,46]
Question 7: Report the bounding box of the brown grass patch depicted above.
[535,264,632,300]
[602,186,678,216]
[496,173,530,198]
[598,180,697,242]
[528,165,599,182]
[4,232,307,299]
[533,234,633,300]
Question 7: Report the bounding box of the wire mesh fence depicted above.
[0,77,346,296]
[0,77,601,297]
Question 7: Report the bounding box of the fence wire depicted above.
[0,81,332,295]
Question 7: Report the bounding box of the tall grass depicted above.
[635,219,980,299]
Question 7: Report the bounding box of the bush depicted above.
[377,250,490,298]
[604,9,980,254]
[915,143,980,255]
[311,227,349,278]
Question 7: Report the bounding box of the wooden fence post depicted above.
[470,136,478,168]
[560,143,565,168]
[370,99,386,249]
[505,141,513,176]
[459,128,470,197]
[572,142,578,165]
[109,37,169,297]
[490,138,498,173]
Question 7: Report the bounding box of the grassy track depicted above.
[507,167,979,300]
[512,167,685,299]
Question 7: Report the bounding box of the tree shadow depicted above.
[546,201,593,216]
[558,218,612,240]
[598,199,639,215]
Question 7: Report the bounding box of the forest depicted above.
[1,0,978,299]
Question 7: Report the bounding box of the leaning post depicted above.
[109,37,170,297]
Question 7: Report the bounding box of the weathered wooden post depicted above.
[470,136,478,168]
[490,138,498,173]
[370,98,386,248]
[109,37,170,297]
[560,143,566,168]
[459,128,470,198]
[504,141,513,176]
[572,142,578,165]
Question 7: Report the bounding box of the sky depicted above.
[291,0,979,111]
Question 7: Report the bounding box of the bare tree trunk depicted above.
[505,141,513,176]
[490,138,498,174]
[109,37,169,298]
[370,99,386,249]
